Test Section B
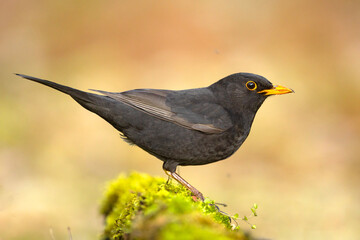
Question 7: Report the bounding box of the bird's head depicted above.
[209,72,294,114]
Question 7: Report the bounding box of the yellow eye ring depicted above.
[246,81,257,91]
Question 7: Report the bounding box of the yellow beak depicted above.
[258,85,294,96]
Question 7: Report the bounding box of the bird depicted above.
[16,73,293,201]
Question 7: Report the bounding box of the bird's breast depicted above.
[173,125,250,166]
[120,109,251,166]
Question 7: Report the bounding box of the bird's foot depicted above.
[208,202,258,230]
[164,169,205,201]
[207,202,233,224]
[191,191,205,202]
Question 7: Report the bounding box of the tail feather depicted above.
[15,73,97,103]
[15,73,119,120]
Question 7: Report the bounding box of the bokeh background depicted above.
[1,0,359,239]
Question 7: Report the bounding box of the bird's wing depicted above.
[90,88,232,134]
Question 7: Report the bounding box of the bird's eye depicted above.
[246,81,257,91]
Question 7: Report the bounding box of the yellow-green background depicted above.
[1,1,359,239]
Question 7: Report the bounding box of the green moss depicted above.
[100,172,249,240]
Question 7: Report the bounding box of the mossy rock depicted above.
[100,172,250,240]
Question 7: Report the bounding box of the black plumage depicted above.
[16,73,293,200]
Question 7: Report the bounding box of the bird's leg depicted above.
[164,170,204,201]
[163,170,231,221]
[165,174,172,185]
[163,170,231,220]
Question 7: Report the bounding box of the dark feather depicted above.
[90,88,232,134]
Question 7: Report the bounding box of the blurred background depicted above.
[1,0,359,239]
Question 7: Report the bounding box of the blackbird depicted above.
[16,73,293,200]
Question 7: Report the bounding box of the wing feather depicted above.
[90,88,231,134]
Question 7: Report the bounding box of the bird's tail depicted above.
[15,73,114,118]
